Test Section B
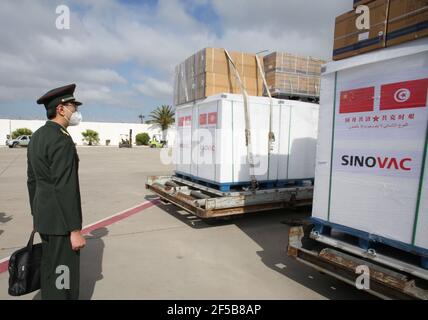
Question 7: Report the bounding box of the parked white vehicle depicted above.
[7,135,31,148]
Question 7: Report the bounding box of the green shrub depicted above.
[12,128,32,139]
[136,132,150,146]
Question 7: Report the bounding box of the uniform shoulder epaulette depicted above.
[60,128,70,137]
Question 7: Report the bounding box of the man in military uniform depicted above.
[27,84,86,300]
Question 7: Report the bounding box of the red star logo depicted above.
[373,115,379,122]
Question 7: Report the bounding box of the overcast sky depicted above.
[0,0,352,123]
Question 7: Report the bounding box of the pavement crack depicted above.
[0,226,186,252]
[0,153,22,177]
[86,225,187,239]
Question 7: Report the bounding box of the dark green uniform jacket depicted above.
[27,121,82,235]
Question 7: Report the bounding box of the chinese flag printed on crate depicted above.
[178,116,192,127]
[178,117,184,127]
[339,87,375,113]
[199,113,207,125]
[380,78,428,110]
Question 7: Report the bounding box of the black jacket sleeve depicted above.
[49,137,82,232]
[27,147,36,216]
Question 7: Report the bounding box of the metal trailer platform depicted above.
[287,225,428,300]
[145,175,313,219]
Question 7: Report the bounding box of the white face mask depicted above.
[64,106,82,126]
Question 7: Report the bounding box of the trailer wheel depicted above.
[300,224,319,251]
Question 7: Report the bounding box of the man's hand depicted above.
[70,230,86,251]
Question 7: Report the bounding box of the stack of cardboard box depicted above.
[263,52,325,99]
[353,0,374,6]
[174,48,263,106]
[333,0,428,60]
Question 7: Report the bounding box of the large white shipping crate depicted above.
[173,93,319,190]
[312,38,428,255]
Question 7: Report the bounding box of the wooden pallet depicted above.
[311,217,428,270]
[174,172,313,192]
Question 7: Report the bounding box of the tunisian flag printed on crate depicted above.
[208,112,217,125]
[380,78,428,110]
[339,86,375,114]
[184,116,192,126]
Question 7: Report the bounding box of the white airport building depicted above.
[0,119,176,147]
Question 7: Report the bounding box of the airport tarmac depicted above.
[0,146,374,300]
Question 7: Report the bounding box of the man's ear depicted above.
[56,104,65,116]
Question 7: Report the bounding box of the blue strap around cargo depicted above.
[327,72,338,222]
[333,36,383,57]
[412,113,428,245]
[286,107,292,180]
[334,20,428,57]
[386,21,428,41]
[231,100,235,181]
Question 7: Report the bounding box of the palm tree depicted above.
[81,129,100,146]
[149,105,175,140]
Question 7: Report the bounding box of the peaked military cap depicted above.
[37,84,82,112]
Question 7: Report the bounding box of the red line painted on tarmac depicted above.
[0,258,8,274]
[0,199,160,274]
[81,199,159,235]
